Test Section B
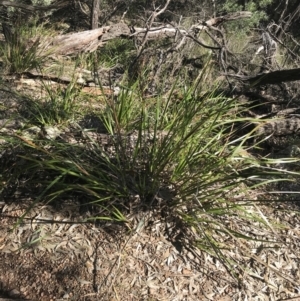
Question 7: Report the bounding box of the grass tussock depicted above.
[1,68,293,278]
[0,21,299,284]
[0,22,54,73]
[20,79,82,126]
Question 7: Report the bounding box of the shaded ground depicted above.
[0,198,300,301]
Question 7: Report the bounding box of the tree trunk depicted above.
[91,0,100,30]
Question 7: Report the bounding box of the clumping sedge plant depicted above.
[21,78,81,126]
[0,1,299,292]
[0,67,296,281]
[92,38,135,69]
[0,22,54,73]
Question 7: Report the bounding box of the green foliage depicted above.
[21,80,81,126]
[0,23,53,73]
[220,0,275,31]
[222,0,273,12]
[1,71,290,266]
[0,0,299,284]
[31,0,53,5]
[97,38,135,68]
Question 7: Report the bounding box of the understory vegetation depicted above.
[1,0,300,291]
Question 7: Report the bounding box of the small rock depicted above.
[43,125,62,140]
[9,288,20,297]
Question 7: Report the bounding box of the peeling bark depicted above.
[257,119,300,136]
[49,23,131,55]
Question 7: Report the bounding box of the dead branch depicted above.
[33,11,251,56]
[228,68,300,86]
[131,11,252,40]
[192,11,252,30]
[203,11,252,27]
[136,0,171,54]
[184,33,221,50]
[267,23,300,61]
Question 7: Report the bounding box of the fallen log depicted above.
[227,68,300,86]
[49,22,131,55]
[257,118,300,136]
[38,12,252,55]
